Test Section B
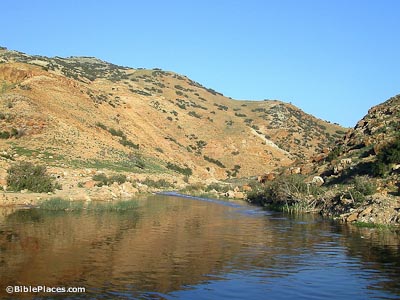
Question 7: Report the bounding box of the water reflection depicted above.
[0,195,399,299]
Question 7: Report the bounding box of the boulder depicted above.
[225,190,235,198]
[242,185,252,192]
[120,182,138,194]
[83,180,96,189]
[347,212,359,222]
[290,167,301,175]
[234,192,245,199]
[311,176,324,186]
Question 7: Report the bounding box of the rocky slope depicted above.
[249,95,400,225]
[0,46,345,187]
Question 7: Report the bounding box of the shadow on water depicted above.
[0,194,399,299]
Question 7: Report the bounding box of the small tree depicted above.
[7,162,58,192]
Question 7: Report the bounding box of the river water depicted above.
[0,193,399,299]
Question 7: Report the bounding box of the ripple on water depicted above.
[0,194,399,299]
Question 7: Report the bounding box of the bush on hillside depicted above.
[166,162,192,176]
[6,162,59,193]
[372,135,400,176]
[92,173,127,186]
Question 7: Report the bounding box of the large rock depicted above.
[83,180,96,189]
[346,212,359,222]
[242,184,252,192]
[120,182,138,194]
[234,192,245,199]
[311,176,324,186]
[225,190,235,198]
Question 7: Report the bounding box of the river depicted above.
[0,193,399,299]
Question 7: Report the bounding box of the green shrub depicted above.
[372,135,400,176]
[166,162,192,176]
[7,162,59,193]
[182,183,205,192]
[95,122,108,130]
[371,161,390,176]
[92,173,127,186]
[87,199,138,212]
[141,178,172,189]
[327,145,342,162]
[247,174,322,208]
[205,183,232,193]
[39,198,138,212]
[0,131,10,139]
[39,198,72,210]
[109,174,127,184]
[108,127,125,138]
[92,173,109,186]
[119,138,139,149]
[353,176,377,196]
[204,155,226,168]
[188,111,201,118]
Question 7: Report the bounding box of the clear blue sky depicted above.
[1,0,399,127]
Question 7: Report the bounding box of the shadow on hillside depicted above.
[323,161,374,186]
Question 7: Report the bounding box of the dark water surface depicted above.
[0,193,399,299]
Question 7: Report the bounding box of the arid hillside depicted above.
[321,94,400,191]
[0,47,345,180]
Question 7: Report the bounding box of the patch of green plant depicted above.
[6,161,60,193]
[141,178,172,189]
[87,199,138,212]
[327,145,343,162]
[205,182,232,193]
[0,131,10,139]
[39,198,84,211]
[166,162,192,176]
[92,173,127,186]
[108,127,125,138]
[39,198,72,210]
[204,155,226,168]
[214,103,228,111]
[95,122,107,130]
[188,111,201,118]
[182,182,206,193]
[155,147,164,153]
[0,152,14,160]
[226,165,241,177]
[353,176,377,196]
[1,81,16,94]
[119,138,139,149]
[246,174,322,210]
[372,135,400,176]
[38,198,138,212]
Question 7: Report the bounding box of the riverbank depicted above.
[1,164,399,227]
[244,174,400,226]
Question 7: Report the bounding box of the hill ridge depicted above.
[0,47,345,181]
